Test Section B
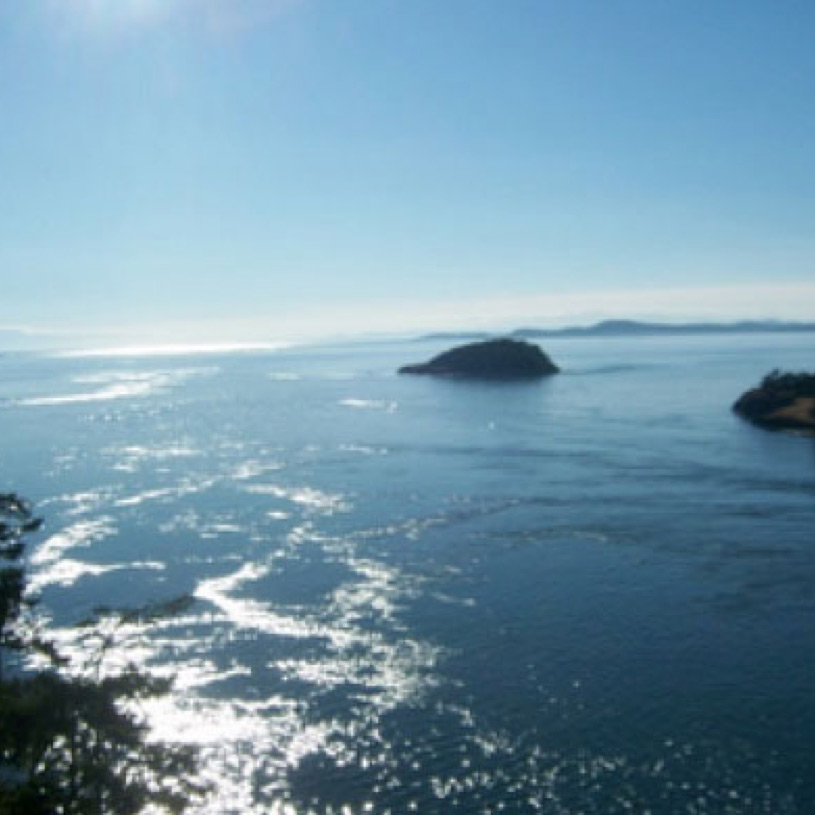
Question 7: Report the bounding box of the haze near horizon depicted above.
[1,1,814,345]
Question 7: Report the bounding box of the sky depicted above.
[1,0,814,345]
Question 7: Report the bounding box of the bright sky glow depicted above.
[1,1,814,346]
[57,0,170,28]
[49,0,302,36]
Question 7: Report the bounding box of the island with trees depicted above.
[733,370,815,432]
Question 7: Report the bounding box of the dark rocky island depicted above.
[733,370,815,431]
[399,338,559,379]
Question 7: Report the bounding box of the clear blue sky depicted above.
[1,0,814,344]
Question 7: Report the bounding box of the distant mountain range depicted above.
[418,320,815,342]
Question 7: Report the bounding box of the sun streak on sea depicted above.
[54,342,290,359]
[28,438,448,814]
[11,335,815,814]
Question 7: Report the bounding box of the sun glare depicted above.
[59,0,172,30]
[54,0,301,35]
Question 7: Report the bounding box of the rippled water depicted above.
[1,335,814,814]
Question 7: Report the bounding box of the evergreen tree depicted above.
[0,494,204,814]
[0,493,41,680]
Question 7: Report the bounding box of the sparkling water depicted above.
[1,334,814,814]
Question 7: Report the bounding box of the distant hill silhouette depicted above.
[514,320,815,339]
[417,320,815,343]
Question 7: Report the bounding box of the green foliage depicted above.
[0,493,38,679]
[0,568,24,633]
[0,672,200,814]
[0,494,204,814]
[85,594,196,629]
[760,369,815,398]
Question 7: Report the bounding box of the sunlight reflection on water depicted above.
[11,337,815,814]
[17,368,217,406]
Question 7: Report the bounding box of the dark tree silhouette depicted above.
[0,494,205,814]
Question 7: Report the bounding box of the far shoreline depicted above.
[3,318,815,356]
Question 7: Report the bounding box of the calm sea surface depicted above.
[1,334,814,814]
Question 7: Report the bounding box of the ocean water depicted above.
[1,334,814,814]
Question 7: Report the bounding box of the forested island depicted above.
[733,370,815,431]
